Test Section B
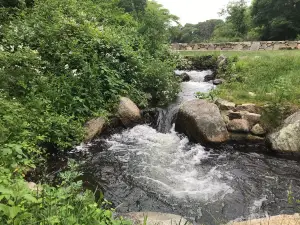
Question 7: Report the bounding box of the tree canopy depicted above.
[170,0,300,43]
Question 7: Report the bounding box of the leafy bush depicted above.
[0,0,179,223]
[0,158,131,225]
[0,0,179,151]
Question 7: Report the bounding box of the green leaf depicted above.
[2,148,12,155]
[0,185,13,195]
[0,203,9,215]
[8,206,21,219]
[23,194,37,203]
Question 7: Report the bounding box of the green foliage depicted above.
[212,0,250,42]
[183,51,300,128]
[178,55,218,71]
[170,19,224,43]
[0,0,180,223]
[139,1,178,55]
[171,0,300,42]
[0,0,179,151]
[195,92,215,102]
[119,0,147,15]
[0,159,131,225]
[251,0,300,40]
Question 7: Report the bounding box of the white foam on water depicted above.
[70,142,91,153]
[180,82,215,101]
[175,70,213,82]
[248,196,268,220]
[106,125,233,203]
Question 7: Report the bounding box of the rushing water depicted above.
[81,71,300,225]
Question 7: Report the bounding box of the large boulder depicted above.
[118,97,141,127]
[267,111,300,152]
[84,117,106,142]
[175,99,229,144]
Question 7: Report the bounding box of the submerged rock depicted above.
[180,72,190,82]
[175,99,229,144]
[229,133,265,142]
[84,117,106,142]
[204,73,215,82]
[118,97,141,127]
[267,111,300,152]
[121,212,191,225]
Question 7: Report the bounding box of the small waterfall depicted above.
[157,70,215,133]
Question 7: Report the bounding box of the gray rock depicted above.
[217,54,227,68]
[213,79,224,85]
[284,111,300,124]
[118,97,141,127]
[235,103,260,114]
[228,111,242,120]
[242,111,261,127]
[84,117,106,142]
[229,133,265,142]
[175,99,229,144]
[215,99,236,110]
[204,74,215,82]
[267,111,300,152]
[251,124,266,136]
[227,119,250,133]
[180,72,190,82]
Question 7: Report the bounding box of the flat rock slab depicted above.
[228,214,300,225]
[121,212,191,225]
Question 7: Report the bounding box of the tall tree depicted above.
[251,0,300,40]
[220,0,249,37]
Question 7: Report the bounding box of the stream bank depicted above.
[75,69,300,225]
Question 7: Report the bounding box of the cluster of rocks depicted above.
[215,99,266,141]
[175,97,300,153]
[84,97,141,142]
[175,99,266,145]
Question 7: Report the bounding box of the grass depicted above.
[178,50,300,58]
[179,50,300,107]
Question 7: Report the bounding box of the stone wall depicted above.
[172,41,300,51]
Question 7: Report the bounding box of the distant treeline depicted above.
[170,0,300,43]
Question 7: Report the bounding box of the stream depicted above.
[78,71,300,225]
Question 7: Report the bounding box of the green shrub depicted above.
[0,157,131,225]
[0,0,179,223]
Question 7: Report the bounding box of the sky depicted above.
[155,0,233,25]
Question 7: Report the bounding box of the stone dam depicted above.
[172,41,300,51]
